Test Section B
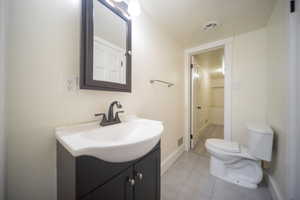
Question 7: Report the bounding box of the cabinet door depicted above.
[134,149,160,200]
[89,167,134,200]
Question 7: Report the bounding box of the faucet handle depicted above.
[115,110,124,122]
[95,113,107,121]
[116,110,124,116]
[95,113,106,117]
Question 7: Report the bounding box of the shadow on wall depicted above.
[267,131,278,174]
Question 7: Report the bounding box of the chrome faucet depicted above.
[95,101,124,126]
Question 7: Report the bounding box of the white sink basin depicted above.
[55,116,163,163]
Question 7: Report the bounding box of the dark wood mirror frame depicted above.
[80,0,132,92]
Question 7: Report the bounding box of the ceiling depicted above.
[140,0,276,47]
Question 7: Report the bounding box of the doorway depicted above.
[190,48,225,156]
[184,38,232,152]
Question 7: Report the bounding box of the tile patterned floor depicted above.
[192,125,224,156]
[161,152,272,200]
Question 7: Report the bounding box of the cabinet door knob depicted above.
[136,172,143,180]
[128,178,135,186]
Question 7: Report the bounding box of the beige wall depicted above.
[0,0,6,199]
[226,6,291,198]
[266,0,290,199]
[6,0,184,199]
[231,28,268,145]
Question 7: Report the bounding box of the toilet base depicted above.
[209,156,263,189]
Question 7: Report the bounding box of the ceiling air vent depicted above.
[202,21,219,31]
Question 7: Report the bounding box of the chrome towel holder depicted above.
[150,80,174,87]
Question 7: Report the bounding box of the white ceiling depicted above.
[140,0,276,47]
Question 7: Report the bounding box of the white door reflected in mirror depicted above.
[93,0,127,84]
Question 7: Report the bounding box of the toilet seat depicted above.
[205,139,257,160]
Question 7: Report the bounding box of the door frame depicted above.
[184,38,233,151]
[287,2,300,199]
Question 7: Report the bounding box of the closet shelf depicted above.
[211,86,224,88]
[209,106,224,108]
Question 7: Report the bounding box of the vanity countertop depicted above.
[55,116,163,163]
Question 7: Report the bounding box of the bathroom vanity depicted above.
[57,142,160,200]
[56,118,163,200]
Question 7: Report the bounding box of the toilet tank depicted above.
[247,123,274,162]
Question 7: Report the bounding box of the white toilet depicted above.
[205,123,273,189]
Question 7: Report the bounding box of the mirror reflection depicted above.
[93,0,127,84]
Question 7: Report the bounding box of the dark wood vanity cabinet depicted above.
[134,150,161,200]
[57,142,160,200]
[82,167,133,200]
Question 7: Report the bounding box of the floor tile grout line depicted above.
[209,177,217,200]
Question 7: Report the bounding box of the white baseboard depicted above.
[161,145,185,175]
[265,174,284,200]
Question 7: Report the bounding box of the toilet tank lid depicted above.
[247,123,273,135]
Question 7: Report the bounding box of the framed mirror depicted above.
[80,0,132,92]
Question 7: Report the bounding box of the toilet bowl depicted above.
[205,123,273,189]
